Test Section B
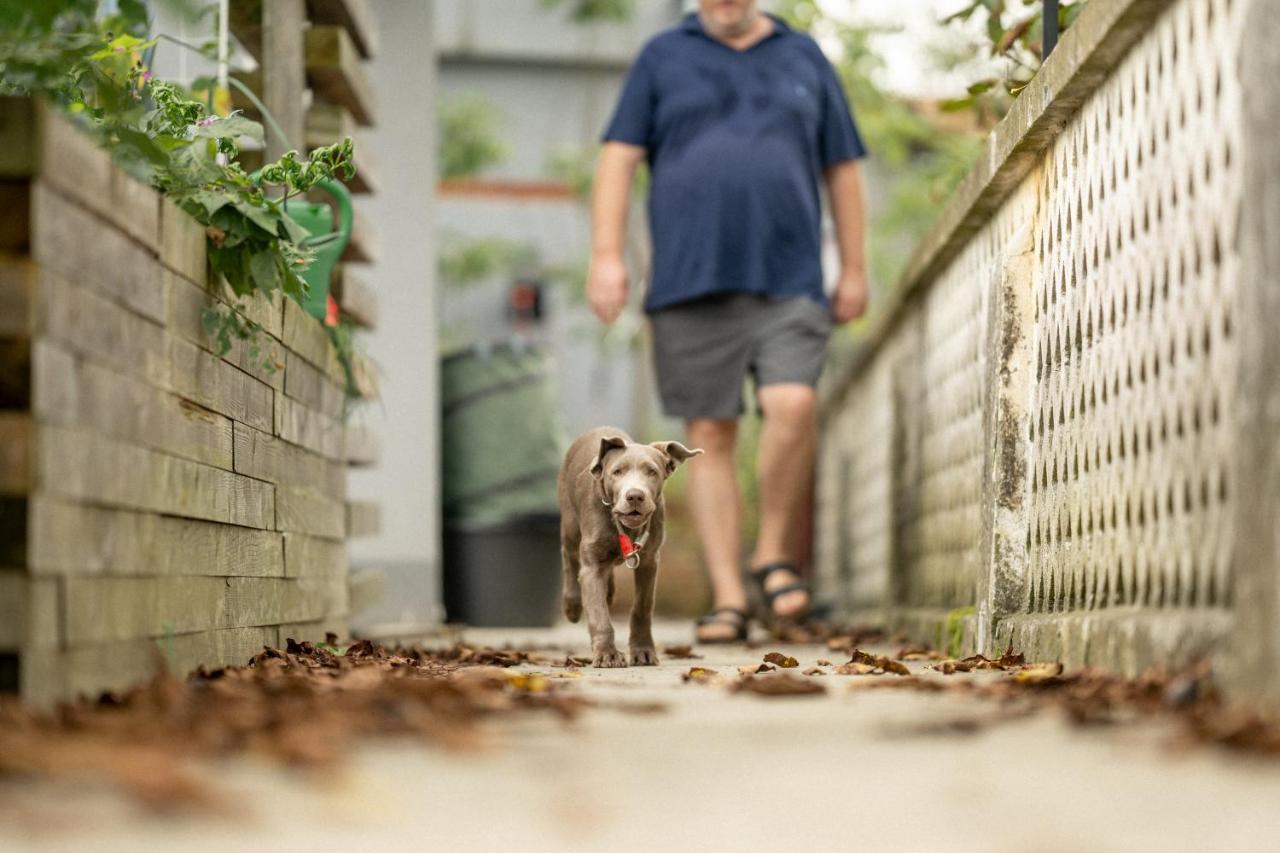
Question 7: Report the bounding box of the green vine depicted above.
[0,0,362,394]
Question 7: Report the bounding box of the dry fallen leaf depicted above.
[662,645,702,659]
[816,658,832,667]
[1015,662,1064,684]
[733,674,827,697]
[896,645,944,661]
[740,664,776,675]
[838,650,910,676]
[682,667,718,683]
[997,645,1027,668]
[835,662,877,675]
[802,667,825,676]
[763,652,799,668]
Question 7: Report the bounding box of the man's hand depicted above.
[831,270,869,324]
[587,253,629,324]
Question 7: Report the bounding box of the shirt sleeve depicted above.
[817,57,867,166]
[602,49,655,148]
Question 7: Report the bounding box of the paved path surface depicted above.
[4,622,1280,852]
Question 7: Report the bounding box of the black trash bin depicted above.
[442,512,562,627]
[440,342,565,626]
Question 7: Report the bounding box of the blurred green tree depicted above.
[539,0,633,24]
[438,93,507,180]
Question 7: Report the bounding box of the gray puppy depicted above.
[557,427,702,667]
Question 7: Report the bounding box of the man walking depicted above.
[587,0,869,642]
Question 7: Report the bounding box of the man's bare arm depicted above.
[825,159,869,323]
[587,141,647,325]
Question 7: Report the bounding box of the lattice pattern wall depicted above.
[815,352,894,613]
[816,0,1249,648]
[1027,0,1243,615]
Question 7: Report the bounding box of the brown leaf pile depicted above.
[845,652,1280,756]
[933,645,1026,674]
[0,638,588,809]
[834,649,910,676]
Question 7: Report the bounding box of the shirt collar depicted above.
[679,11,791,40]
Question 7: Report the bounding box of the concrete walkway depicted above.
[4,621,1280,852]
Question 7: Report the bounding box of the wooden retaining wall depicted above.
[0,102,355,706]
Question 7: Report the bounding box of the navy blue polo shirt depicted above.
[602,13,866,313]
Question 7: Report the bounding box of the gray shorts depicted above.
[649,293,833,420]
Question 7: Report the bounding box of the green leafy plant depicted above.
[776,0,984,305]
[540,0,633,24]
[0,1,362,394]
[438,93,507,180]
[940,0,1089,110]
[438,235,539,289]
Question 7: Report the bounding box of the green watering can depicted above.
[285,178,353,322]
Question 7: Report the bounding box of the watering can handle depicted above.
[308,178,354,255]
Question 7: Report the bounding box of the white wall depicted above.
[347,0,443,627]
[436,0,683,67]
[436,0,680,441]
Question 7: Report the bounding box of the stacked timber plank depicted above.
[229,0,383,525]
[0,101,352,706]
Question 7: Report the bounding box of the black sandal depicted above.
[695,607,749,644]
[748,562,811,622]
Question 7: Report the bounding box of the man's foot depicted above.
[694,607,749,644]
[749,563,810,621]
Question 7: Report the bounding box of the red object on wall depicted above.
[509,280,543,321]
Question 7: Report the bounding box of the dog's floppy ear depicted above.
[650,441,703,474]
[589,435,628,477]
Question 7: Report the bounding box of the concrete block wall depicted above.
[815,0,1279,698]
[0,103,352,706]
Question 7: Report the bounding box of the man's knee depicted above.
[758,384,817,429]
[686,418,737,454]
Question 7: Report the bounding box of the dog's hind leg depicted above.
[561,542,582,623]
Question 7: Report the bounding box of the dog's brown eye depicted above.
[644,465,659,477]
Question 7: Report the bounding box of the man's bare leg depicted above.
[752,383,817,618]
[685,418,747,641]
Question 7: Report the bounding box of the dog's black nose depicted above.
[625,489,645,506]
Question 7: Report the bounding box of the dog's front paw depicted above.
[630,647,659,666]
[592,648,628,668]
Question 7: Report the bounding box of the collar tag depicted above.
[618,533,636,557]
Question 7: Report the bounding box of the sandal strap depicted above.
[748,562,811,613]
[761,581,809,605]
[697,607,747,626]
[749,561,800,583]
